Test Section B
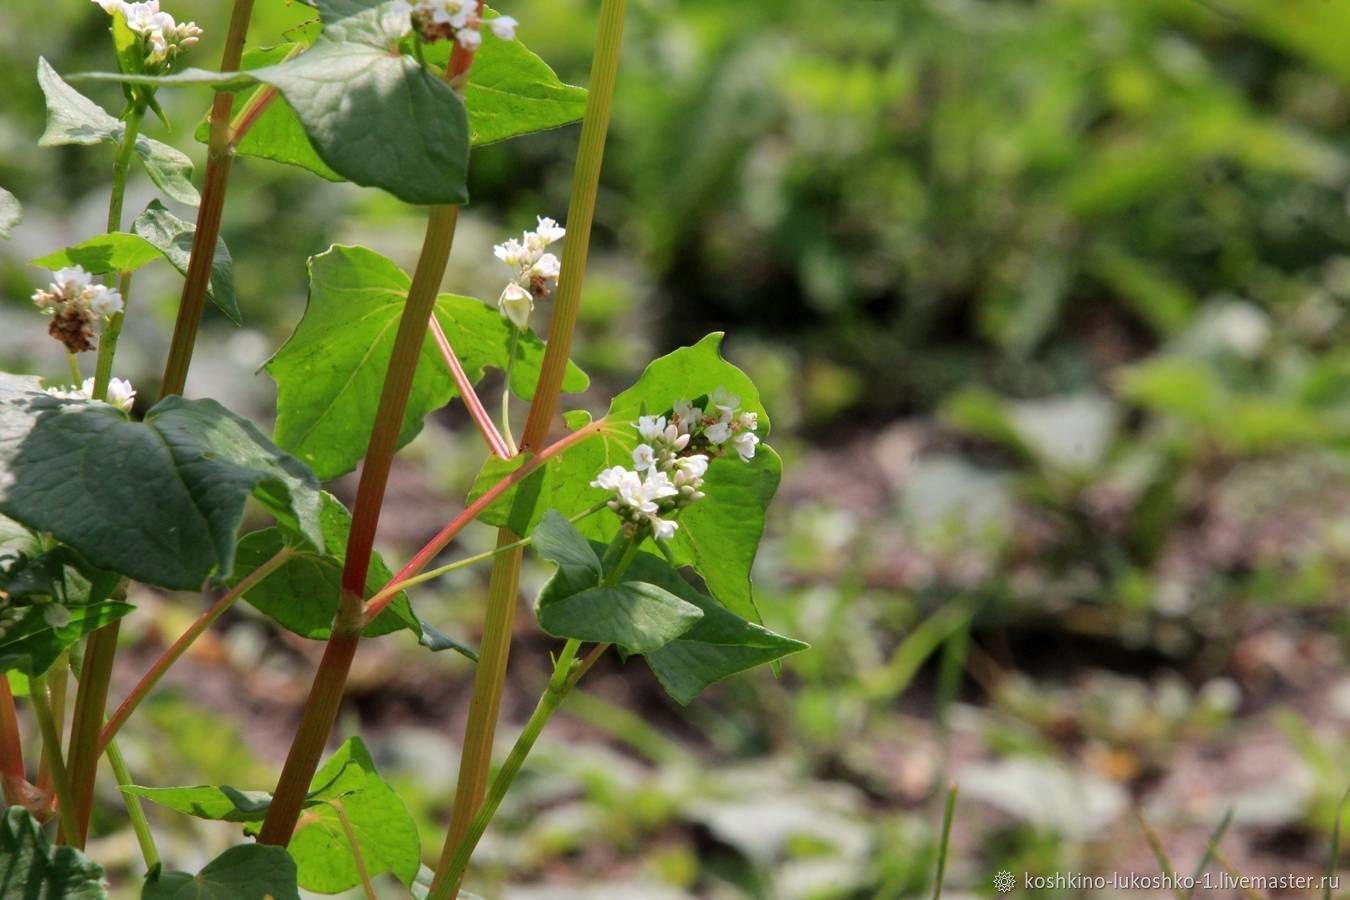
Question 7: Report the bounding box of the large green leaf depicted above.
[0,375,322,590]
[0,188,22,240]
[268,245,586,480]
[0,805,107,898]
[470,334,779,622]
[204,12,585,182]
[36,59,198,206]
[74,3,469,205]
[536,581,703,654]
[29,203,239,323]
[230,493,474,657]
[141,845,298,900]
[246,737,420,894]
[620,550,806,704]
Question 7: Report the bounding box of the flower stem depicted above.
[434,2,627,890]
[159,0,257,397]
[30,673,78,847]
[501,330,519,454]
[105,737,159,869]
[106,104,144,234]
[334,798,377,900]
[35,651,68,809]
[99,547,294,753]
[429,315,510,459]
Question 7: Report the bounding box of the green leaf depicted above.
[470,334,778,623]
[0,188,21,240]
[131,201,240,324]
[423,10,588,146]
[530,509,602,597]
[141,845,299,900]
[536,581,703,654]
[268,245,586,480]
[0,805,107,898]
[75,7,470,205]
[230,493,475,657]
[122,784,273,823]
[31,233,163,274]
[0,602,135,678]
[37,59,198,206]
[208,13,585,182]
[621,549,807,704]
[245,737,420,894]
[0,375,322,590]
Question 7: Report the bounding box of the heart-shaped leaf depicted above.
[536,580,703,654]
[267,245,586,480]
[0,375,323,590]
[141,844,299,900]
[36,59,197,206]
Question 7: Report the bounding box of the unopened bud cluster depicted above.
[392,0,517,51]
[91,1,202,70]
[46,376,137,413]
[493,217,564,331]
[31,266,123,354]
[591,387,761,541]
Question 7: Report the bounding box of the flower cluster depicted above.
[31,266,123,354]
[45,377,137,413]
[392,0,517,51]
[91,1,202,69]
[493,217,565,331]
[590,388,762,541]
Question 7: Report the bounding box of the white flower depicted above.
[103,377,137,412]
[671,399,697,431]
[498,282,533,331]
[529,253,560,281]
[704,419,731,445]
[636,415,667,442]
[650,516,678,541]
[675,454,709,480]
[708,386,740,413]
[736,411,758,432]
[493,238,526,268]
[642,470,679,502]
[487,15,517,40]
[87,284,124,318]
[591,466,628,492]
[532,216,566,248]
[632,443,655,472]
[454,26,482,50]
[616,470,657,515]
[731,430,759,462]
[53,266,93,295]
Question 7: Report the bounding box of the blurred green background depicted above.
[3,0,1350,896]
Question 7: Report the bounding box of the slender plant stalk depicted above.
[64,613,119,845]
[30,674,78,846]
[36,652,69,808]
[0,676,26,806]
[932,784,957,900]
[430,316,511,458]
[159,0,257,397]
[334,799,377,900]
[105,737,159,868]
[500,330,519,454]
[257,206,463,847]
[105,105,144,234]
[99,547,294,752]
[434,3,627,890]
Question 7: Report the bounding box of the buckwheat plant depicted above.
[0,0,804,896]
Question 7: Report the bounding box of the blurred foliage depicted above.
[3,0,1350,896]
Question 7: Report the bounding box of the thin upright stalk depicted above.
[65,615,119,845]
[36,652,69,807]
[105,105,144,234]
[159,0,257,397]
[257,206,462,847]
[0,677,26,806]
[435,2,627,890]
[99,547,294,752]
[334,799,377,900]
[30,674,78,846]
[500,330,519,454]
[105,738,159,869]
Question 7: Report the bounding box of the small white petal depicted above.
[498,282,533,330]
[487,15,517,40]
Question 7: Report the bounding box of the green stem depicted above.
[501,330,518,454]
[430,536,637,896]
[30,674,79,847]
[92,272,131,401]
[105,738,159,869]
[434,5,627,890]
[106,105,144,234]
[64,618,119,846]
[159,0,257,397]
[334,799,377,900]
[65,354,81,387]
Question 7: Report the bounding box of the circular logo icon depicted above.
[994,870,1016,893]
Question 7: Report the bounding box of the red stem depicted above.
[0,677,28,806]
[430,316,511,459]
[363,419,606,624]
